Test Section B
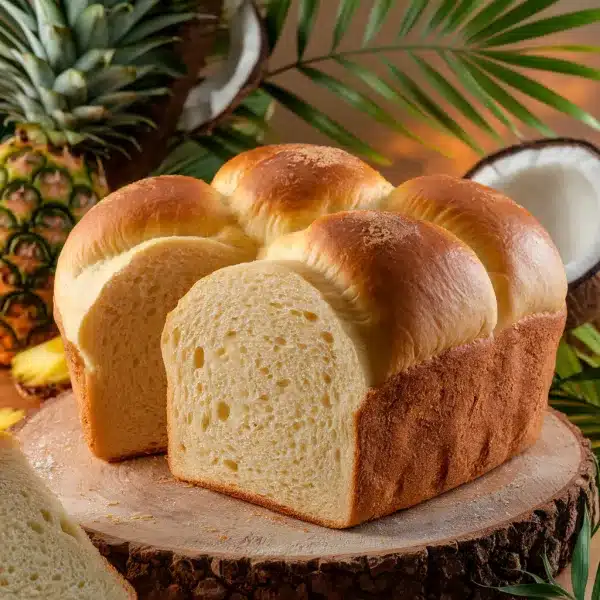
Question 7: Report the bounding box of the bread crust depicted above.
[383,175,567,329]
[168,311,564,529]
[55,175,253,284]
[266,210,497,382]
[351,310,565,526]
[213,144,393,243]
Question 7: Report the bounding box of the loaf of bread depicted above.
[161,146,566,528]
[54,176,257,460]
[55,143,566,529]
[0,432,135,598]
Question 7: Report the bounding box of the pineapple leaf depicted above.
[38,24,76,73]
[0,1,36,34]
[65,0,88,27]
[331,0,359,51]
[109,0,161,42]
[74,5,109,51]
[21,53,54,89]
[53,69,87,106]
[113,37,180,65]
[74,49,115,73]
[120,12,197,46]
[38,87,67,114]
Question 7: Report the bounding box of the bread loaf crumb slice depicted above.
[0,436,134,599]
[162,261,368,528]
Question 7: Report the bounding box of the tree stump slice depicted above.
[16,393,597,600]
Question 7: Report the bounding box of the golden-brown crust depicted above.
[56,175,252,283]
[351,310,566,526]
[266,210,497,382]
[214,144,393,243]
[211,144,305,197]
[383,175,567,330]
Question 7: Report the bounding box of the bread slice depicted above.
[0,435,135,599]
[54,176,257,461]
[162,210,564,528]
[163,260,369,527]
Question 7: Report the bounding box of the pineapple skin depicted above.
[0,127,109,365]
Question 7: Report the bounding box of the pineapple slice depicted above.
[0,407,25,433]
[11,337,70,388]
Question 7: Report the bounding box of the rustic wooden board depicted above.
[17,393,597,600]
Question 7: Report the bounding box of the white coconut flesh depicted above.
[178,0,264,131]
[469,144,600,284]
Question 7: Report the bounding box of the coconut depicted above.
[178,0,267,135]
[465,138,600,329]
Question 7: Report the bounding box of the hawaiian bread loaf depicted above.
[161,145,567,528]
[0,432,135,599]
[55,150,393,461]
[54,176,257,460]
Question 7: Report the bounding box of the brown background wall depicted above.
[265,0,600,184]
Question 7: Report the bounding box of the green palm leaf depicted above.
[398,0,427,37]
[363,0,394,46]
[298,0,319,59]
[459,58,554,135]
[331,0,359,51]
[479,51,600,81]
[483,9,600,47]
[262,80,390,164]
[471,56,600,130]
[462,0,518,40]
[265,0,291,52]
[260,0,600,163]
[409,52,502,142]
[468,0,561,44]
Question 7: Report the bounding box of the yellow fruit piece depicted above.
[11,337,70,387]
[0,408,24,432]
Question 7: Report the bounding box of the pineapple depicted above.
[0,0,200,365]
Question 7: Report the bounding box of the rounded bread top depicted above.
[212,144,394,244]
[56,175,255,283]
[264,210,497,383]
[382,174,567,330]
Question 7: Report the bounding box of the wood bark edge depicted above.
[87,411,598,600]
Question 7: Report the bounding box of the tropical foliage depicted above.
[552,323,600,459]
[161,0,600,180]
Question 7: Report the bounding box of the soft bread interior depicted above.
[0,438,132,599]
[162,261,369,527]
[64,237,253,460]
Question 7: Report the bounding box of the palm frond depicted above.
[552,324,600,459]
[258,0,600,163]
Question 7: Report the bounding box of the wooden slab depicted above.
[17,393,597,600]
